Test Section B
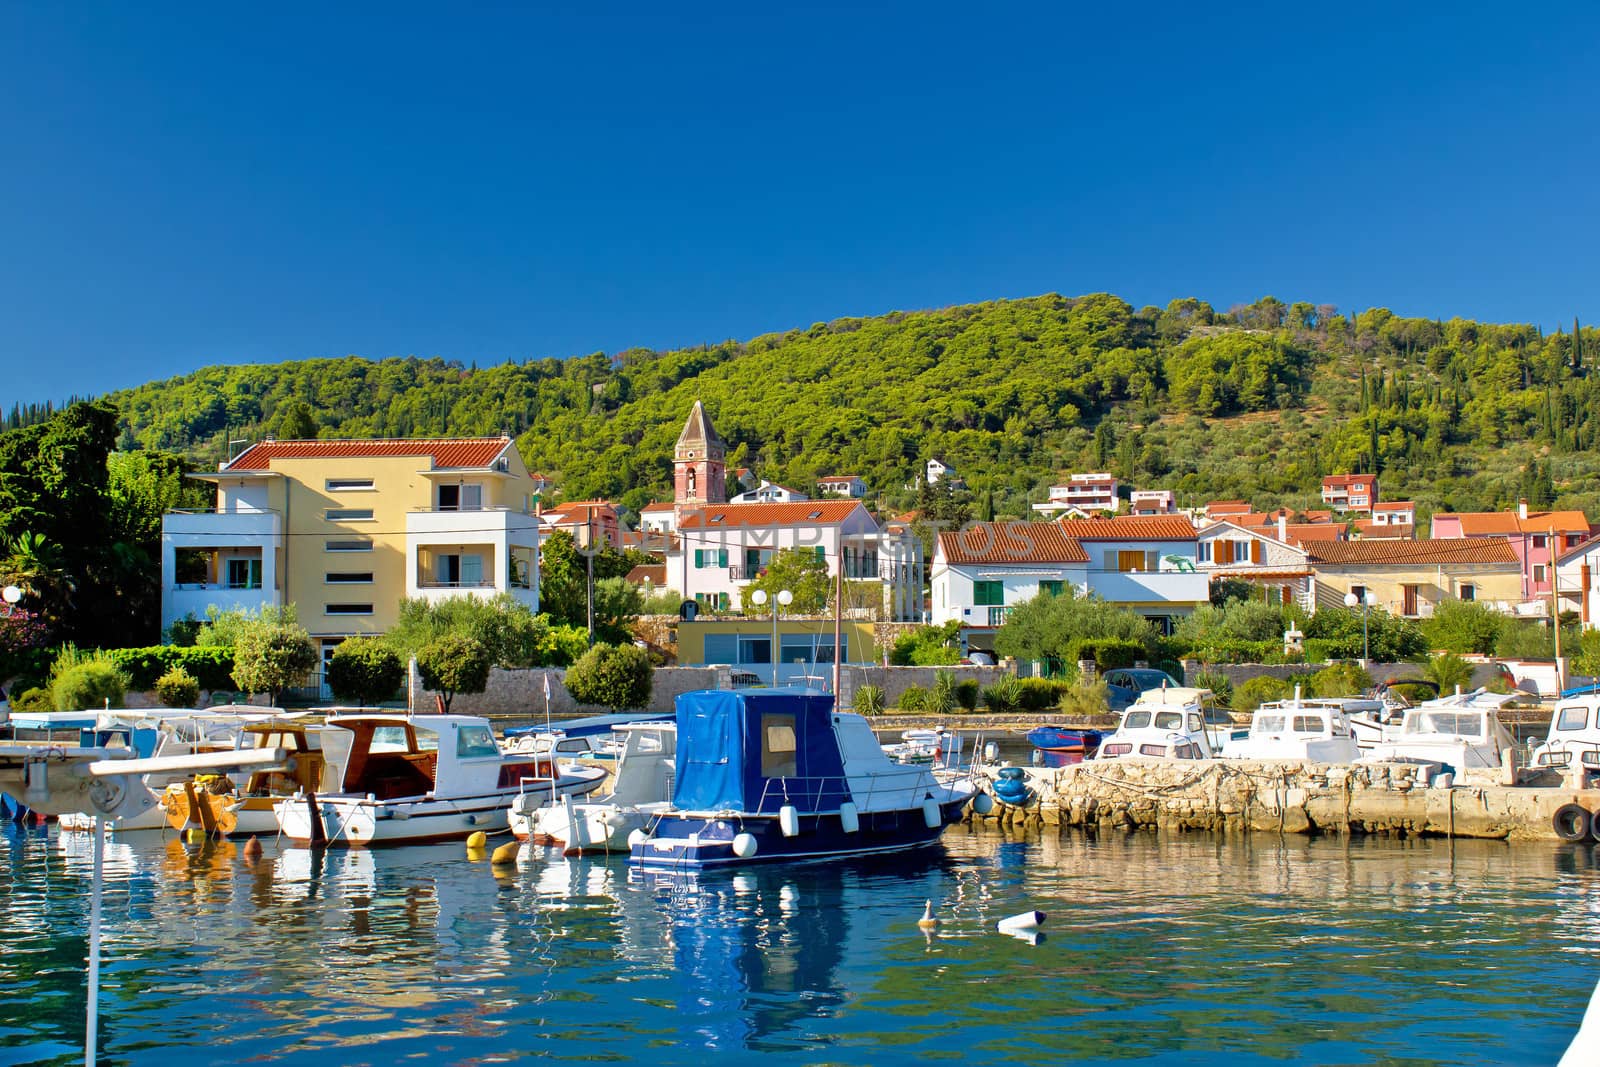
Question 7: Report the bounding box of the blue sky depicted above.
[3,4,1598,405]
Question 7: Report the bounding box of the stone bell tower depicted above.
[674,399,726,522]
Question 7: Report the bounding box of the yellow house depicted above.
[677,616,879,685]
[1304,539,1523,619]
[161,435,543,674]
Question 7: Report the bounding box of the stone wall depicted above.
[835,665,1008,711]
[409,665,726,718]
[1177,660,1503,690]
[969,757,1595,841]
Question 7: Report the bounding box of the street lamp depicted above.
[749,588,793,686]
[1344,590,1376,663]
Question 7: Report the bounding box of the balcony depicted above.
[1087,570,1211,606]
[407,505,539,540]
[167,582,278,625]
[163,507,281,547]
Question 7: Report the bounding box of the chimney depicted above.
[1278,514,1288,543]
[1518,499,1529,521]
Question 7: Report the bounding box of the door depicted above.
[1402,584,1418,617]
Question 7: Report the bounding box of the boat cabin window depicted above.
[1255,715,1286,733]
[1153,711,1183,730]
[761,715,798,777]
[1407,711,1483,737]
[369,726,414,753]
[555,739,590,754]
[1124,711,1151,729]
[1186,713,1203,733]
[1294,715,1324,733]
[456,723,500,759]
[1557,706,1591,732]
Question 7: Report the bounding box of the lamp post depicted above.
[1344,590,1375,663]
[749,587,792,686]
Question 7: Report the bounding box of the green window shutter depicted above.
[718,549,729,568]
[718,592,730,610]
[815,546,826,562]
[974,580,1003,606]
[694,549,704,568]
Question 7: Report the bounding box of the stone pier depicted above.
[968,759,1600,841]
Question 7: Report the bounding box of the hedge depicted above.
[106,646,237,691]
[1016,677,1075,712]
[1065,638,1144,671]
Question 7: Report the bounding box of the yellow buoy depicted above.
[466,830,488,851]
[918,900,940,931]
[490,839,520,866]
[185,828,207,845]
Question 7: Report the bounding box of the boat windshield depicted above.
[1406,711,1484,737]
[456,723,501,758]
[1154,711,1183,730]
[1255,714,1286,734]
[1293,715,1327,734]
[1124,711,1151,729]
[369,726,413,753]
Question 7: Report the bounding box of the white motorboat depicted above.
[1093,687,1221,761]
[511,721,677,853]
[1529,693,1600,773]
[58,709,292,832]
[275,713,608,846]
[881,727,961,766]
[1362,688,1517,776]
[1221,689,1362,762]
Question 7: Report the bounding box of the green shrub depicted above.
[328,637,405,706]
[852,684,885,715]
[955,679,980,711]
[1307,661,1373,698]
[930,670,959,715]
[1067,638,1144,671]
[1186,639,1278,664]
[1231,675,1291,713]
[889,621,963,666]
[896,684,929,711]
[13,686,53,712]
[1423,652,1474,693]
[106,646,237,691]
[415,634,493,713]
[232,623,318,706]
[563,643,652,712]
[1152,659,1185,684]
[1017,676,1073,711]
[1055,678,1112,720]
[981,674,1024,713]
[1190,669,1234,706]
[53,660,130,711]
[1389,682,1436,704]
[1421,600,1504,655]
[154,667,200,708]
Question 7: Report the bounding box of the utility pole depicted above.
[1551,525,1565,691]
[832,545,844,696]
[586,509,596,647]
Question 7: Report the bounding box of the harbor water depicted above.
[2,823,1597,1065]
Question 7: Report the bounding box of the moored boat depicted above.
[1026,725,1105,754]
[1093,687,1222,761]
[1362,688,1517,776]
[161,719,324,837]
[274,712,607,846]
[628,688,976,870]
[1220,689,1362,762]
[512,721,677,853]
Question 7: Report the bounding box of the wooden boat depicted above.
[629,688,976,871]
[511,721,677,853]
[161,719,324,836]
[274,713,607,846]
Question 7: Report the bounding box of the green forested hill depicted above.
[85,293,1600,520]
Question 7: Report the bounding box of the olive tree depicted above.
[327,636,404,707]
[231,621,317,707]
[564,643,652,712]
[416,633,491,713]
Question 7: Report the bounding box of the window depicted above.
[780,635,843,664]
[226,558,261,589]
[1534,565,1549,583]
[325,478,374,492]
[1533,535,1548,549]
[325,509,374,521]
[693,548,729,569]
[455,723,500,759]
[436,483,484,511]
[326,539,373,552]
[1198,542,1213,563]
[369,726,412,753]
[1040,580,1064,597]
[1349,585,1366,602]
[1116,550,1152,572]
[1124,711,1151,729]
[760,715,798,777]
[325,572,373,584]
[433,553,485,586]
[325,603,374,615]
[1557,706,1590,733]
[973,580,1003,606]
[738,636,772,665]
[1459,583,1476,601]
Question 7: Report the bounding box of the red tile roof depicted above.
[1323,474,1375,489]
[938,523,1090,566]
[226,436,512,471]
[1056,516,1196,541]
[1304,539,1518,565]
[1354,519,1415,540]
[639,501,675,513]
[676,500,864,530]
[626,564,667,586]
[1436,510,1591,536]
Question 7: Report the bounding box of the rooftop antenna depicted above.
[227,438,250,461]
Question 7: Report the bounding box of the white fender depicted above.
[997,910,1047,933]
[779,804,800,837]
[922,798,941,829]
[732,832,758,857]
[839,801,860,834]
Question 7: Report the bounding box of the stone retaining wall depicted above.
[969,757,1599,841]
[409,665,726,717]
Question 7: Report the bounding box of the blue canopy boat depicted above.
[628,688,976,870]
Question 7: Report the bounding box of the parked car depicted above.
[729,670,764,689]
[1101,668,1182,713]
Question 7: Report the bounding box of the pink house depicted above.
[1429,504,1592,601]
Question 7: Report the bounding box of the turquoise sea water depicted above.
[2,823,1597,1066]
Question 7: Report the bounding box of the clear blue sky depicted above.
[4,3,1598,405]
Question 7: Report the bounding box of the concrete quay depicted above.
[967,757,1600,842]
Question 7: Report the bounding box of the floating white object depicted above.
[627,828,647,849]
[996,910,1047,933]
[839,801,859,834]
[1003,929,1046,946]
[984,741,999,762]
[921,799,941,828]
[971,793,995,815]
[1561,973,1600,1066]
[918,900,940,930]
[732,832,758,857]
[779,804,800,837]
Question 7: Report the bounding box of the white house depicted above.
[1032,473,1120,516]
[818,475,867,499]
[931,516,1209,639]
[1129,489,1177,516]
[730,480,808,505]
[1196,519,1314,610]
[925,458,956,485]
[1557,534,1600,628]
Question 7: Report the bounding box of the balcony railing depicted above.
[416,579,498,589]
